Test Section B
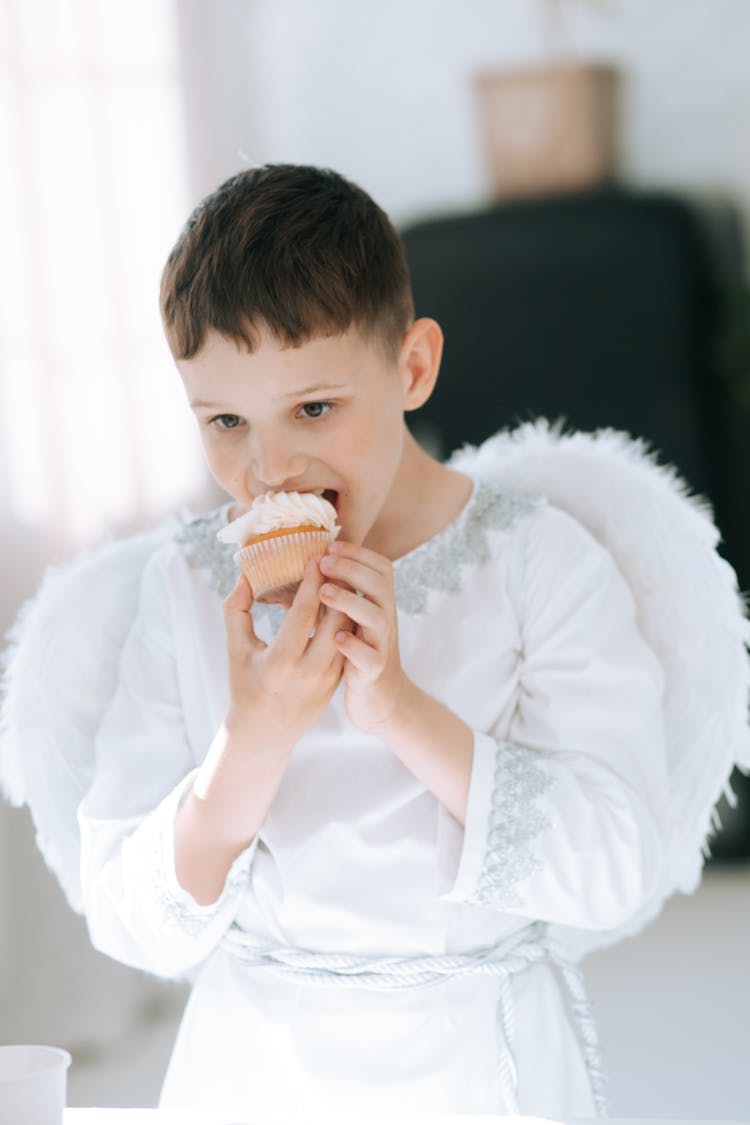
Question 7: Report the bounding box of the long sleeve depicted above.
[440,505,668,932]
[78,549,257,979]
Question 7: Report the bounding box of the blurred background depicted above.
[1,0,749,1116]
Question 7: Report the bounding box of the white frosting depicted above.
[216,490,339,544]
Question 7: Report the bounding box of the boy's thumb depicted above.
[223,572,262,652]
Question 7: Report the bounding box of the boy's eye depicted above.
[299,401,333,420]
[211,414,243,430]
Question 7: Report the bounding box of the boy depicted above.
[6,164,746,1117]
[79,164,663,1114]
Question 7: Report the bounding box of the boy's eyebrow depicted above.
[278,382,349,398]
[190,384,350,410]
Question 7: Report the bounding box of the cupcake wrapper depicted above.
[235,529,331,602]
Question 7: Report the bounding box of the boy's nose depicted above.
[248,442,308,492]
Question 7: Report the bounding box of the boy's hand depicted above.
[317,541,413,735]
[223,559,348,752]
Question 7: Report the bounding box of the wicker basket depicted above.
[474,63,619,199]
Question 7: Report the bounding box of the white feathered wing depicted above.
[449,419,750,956]
[1,421,748,951]
[0,519,179,913]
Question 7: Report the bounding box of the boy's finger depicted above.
[326,538,393,576]
[318,553,388,606]
[319,584,380,632]
[273,558,326,654]
[300,604,349,681]
[307,603,351,661]
[223,572,265,655]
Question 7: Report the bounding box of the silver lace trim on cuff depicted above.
[470,742,555,910]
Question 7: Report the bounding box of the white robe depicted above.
[77,476,668,1117]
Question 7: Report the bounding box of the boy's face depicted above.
[177,321,425,551]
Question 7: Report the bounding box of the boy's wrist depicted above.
[367,680,473,825]
[365,677,424,744]
[194,717,292,805]
[185,718,294,855]
[224,705,299,758]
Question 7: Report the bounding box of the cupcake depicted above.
[217,490,340,604]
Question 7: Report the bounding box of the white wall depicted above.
[183,0,750,251]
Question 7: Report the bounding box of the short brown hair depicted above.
[159,164,415,364]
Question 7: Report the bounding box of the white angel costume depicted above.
[2,422,749,1118]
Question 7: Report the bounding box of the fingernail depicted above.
[320,583,336,598]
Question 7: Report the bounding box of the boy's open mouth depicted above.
[319,488,340,513]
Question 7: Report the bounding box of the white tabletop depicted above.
[62,1113,750,1125]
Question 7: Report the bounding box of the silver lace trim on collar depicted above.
[175,505,237,599]
[391,483,541,614]
[174,482,541,618]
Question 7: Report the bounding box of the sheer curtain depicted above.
[0,0,208,554]
[0,0,213,1092]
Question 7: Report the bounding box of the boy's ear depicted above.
[399,318,444,411]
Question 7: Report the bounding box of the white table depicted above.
[63,1113,750,1125]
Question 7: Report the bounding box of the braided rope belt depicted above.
[221,920,608,1116]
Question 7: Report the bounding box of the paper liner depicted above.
[235,528,331,603]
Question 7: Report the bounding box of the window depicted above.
[0,0,206,546]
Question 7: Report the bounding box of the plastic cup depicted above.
[0,1044,71,1124]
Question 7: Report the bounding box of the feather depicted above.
[448,418,750,957]
[0,518,179,912]
[2,417,749,953]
